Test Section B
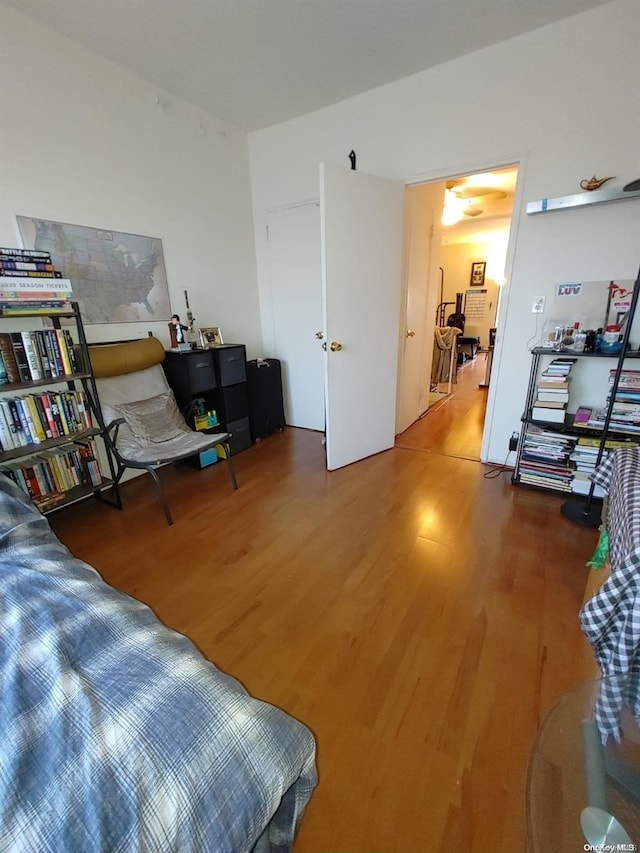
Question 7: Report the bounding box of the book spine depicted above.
[0,334,20,383]
[33,331,52,378]
[0,269,62,278]
[0,276,72,292]
[61,392,78,432]
[30,394,52,439]
[39,392,58,438]
[41,332,58,378]
[0,248,51,260]
[13,399,34,444]
[66,391,82,432]
[44,455,65,493]
[20,331,43,381]
[48,394,65,436]
[63,330,78,372]
[7,399,27,446]
[75,389,93,429]
[0,401,16,450]
[47,330,65,376]
[56,329,72,374]
[9,333,32,382]
[52,392,71,434]
[0,261,54,272]
[21,465,41,499]
[23,395,46,442]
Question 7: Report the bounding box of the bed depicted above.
[0,474,317,853]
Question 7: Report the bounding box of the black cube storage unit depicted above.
[162,348,220,469]
[211,345,252,456]
[246,358,286,441]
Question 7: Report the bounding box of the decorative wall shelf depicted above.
[526,186,640,215]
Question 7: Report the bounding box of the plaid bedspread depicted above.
[0,475,316,853]
[580,447,640,742]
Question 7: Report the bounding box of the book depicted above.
[56,329,73,374]
[8,332,32,382]
[20,331,43,381]
[0,261,55,272]
[22,395,46,443]
[537,389,569,403]
[0,302,73,316]
[531,403,567,423]
[32,331,52,379]
[537,380,569,390]
[573,407,592,426]
[0,333,20,383]
[0,248,51,259]
[12,399,34,444]
[6,399,27,446]
[0,269,62,279]
[0,401,16,450]
[0,276,72,292]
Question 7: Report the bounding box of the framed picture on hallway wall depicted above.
[470,261,486,287]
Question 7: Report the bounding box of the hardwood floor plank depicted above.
[48,366,601,852]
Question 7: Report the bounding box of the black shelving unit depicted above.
[561,264,640,527]
[512,348,640,498]
[0,302,121,514]
[163,344,252,461]
[512,266,640,525]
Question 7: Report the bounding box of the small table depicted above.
[527,679,640,851]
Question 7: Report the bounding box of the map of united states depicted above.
[17,217,171,324]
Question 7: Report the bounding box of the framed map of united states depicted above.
[16,216,171,324]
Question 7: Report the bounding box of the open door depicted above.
[320,162,404,470]
[395,182,446,435]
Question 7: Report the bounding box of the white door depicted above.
[395,182,446,434]
[266,203,325,431]
[320,162,404,470]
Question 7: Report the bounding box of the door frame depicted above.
[398,153,528,462]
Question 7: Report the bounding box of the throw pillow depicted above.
[115,391,189,443]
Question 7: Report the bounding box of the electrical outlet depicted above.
[509,433,519,452]
[532,297,545,313]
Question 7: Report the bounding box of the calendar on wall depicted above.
[465,288,487,321]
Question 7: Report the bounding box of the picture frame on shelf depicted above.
[470,261,486,287]
[199,327,224,348]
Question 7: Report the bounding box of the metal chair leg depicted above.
[222,442,238,490]
[146,465,174,525]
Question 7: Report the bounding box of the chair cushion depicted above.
[115,391,190,444]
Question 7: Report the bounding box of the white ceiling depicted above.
[4,0,616,131]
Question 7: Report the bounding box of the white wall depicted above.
[248,0,640,463]
[0,5,262,355]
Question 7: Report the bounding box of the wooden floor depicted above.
[50,358,600,853]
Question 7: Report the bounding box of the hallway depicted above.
[396,354,490,461]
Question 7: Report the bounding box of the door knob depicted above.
[315,331,324,339]
[330,341,343,352]
[406,329,416,338]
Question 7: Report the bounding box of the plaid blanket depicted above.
[580,447,640,742]
[0,474,316,853]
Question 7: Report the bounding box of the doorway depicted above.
[396,166,517,460]
[265,163,518,469]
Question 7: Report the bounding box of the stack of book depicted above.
[1,438,104,505]
[0,329,79,385]
[531,357,576,424]
[569,436,638,496]
[573,370,640,435]
[517,424,577,491]
[0,389,93,452]
[0,246,72,315]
